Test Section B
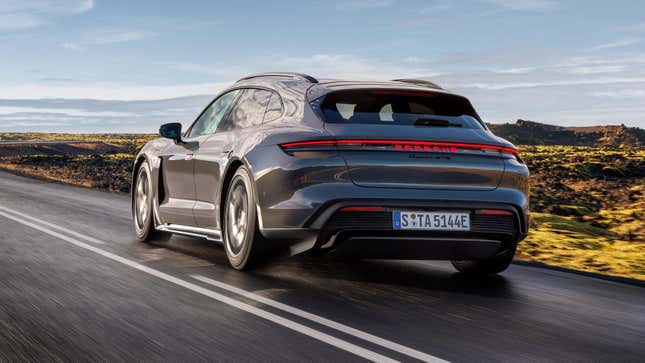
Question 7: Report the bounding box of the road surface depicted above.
[0,171,643,362]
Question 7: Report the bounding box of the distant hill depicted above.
[488,120,645,147]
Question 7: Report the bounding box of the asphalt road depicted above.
[0,171,643,362]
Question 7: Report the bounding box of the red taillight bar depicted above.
[280,139,517,155]
[477,209,514,216]
[339,206,385,212]
[280,140,337,147]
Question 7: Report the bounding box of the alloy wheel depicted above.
[135,170,149,230]
[226,181,248,256]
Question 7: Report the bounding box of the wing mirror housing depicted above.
[159,122,183,144]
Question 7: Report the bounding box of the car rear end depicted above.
[253,81,529,261]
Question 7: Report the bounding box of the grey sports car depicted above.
[131,72,529,273]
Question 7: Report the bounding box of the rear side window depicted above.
[263,92,283,123]
[317,90,483,128]
[220,88,272,131]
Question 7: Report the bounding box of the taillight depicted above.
[339,206,385,212]
[280,139,518,157]
[476,209,514,216]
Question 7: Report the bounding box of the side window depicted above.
[263,92,284,123]
[188,90,240,137]
[220,89,272,131]
[379,104,394,121]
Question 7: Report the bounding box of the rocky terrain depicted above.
[488,119,644,147]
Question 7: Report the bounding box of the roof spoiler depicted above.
[391,79,443,90]
[237,72,318,83]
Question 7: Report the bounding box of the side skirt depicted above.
[157,224,223,244]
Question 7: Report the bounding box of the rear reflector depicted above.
[476,209,514,216]
[339,206,385,212]
[280,139,517,155]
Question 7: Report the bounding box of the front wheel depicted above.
[451,248,515,275]
[223,166,266,270]
[133,160,170,242]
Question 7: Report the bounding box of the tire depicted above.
[132,160,171,242]
[451,248,515,275]
[223,165,266,270]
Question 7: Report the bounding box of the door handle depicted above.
[169,153,195,161]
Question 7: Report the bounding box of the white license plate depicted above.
[393,211,470,231]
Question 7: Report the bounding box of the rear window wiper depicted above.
[414,118,462,127]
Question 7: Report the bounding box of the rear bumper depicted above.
[259,199,528,259]
[327,235,502,260]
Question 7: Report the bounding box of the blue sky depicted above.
[1,0,645,131]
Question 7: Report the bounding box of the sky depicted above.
[1,0,645,132]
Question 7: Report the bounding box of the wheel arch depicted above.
[131,153,165,225]
[219,158,247,229]
[131,155,147,208]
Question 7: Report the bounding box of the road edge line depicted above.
[0,208,399,363]
[191,274,446,363]
[0,205,105,244]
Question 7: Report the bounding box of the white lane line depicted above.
[192,275,447,363]
[0,205,105,244]
[0,208,398,363]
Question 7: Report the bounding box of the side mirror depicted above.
[159,123,183,143]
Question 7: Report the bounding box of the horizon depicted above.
[1,0,645,132]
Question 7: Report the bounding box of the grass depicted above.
[516,145,644,280]
[519,213,644,280]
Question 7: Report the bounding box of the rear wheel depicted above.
[133,160,170,242]
[451,248,515,275]
[223,166,266,270]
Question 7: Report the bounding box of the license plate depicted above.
[393,211,470,231]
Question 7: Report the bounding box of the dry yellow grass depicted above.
[518,213,644,280]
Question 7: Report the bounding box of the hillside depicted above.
[488,120,645,147]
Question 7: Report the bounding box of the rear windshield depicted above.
[316,89,483,128]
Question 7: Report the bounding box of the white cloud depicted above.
[0,106,133,117]
[5,43,645,129]
[172,63,247,78]
[484,0,558,11]
[61,29,157,50]
[0,0,93,14]
[0,13,43,30]
[0,0,93,30]
[590,38,640,51]
[421,0,451,13]
[74,0,94,14]
[591,89,645,99]
[337,0,396,10]
[60,41,82,50]
[0,82,231,100]
[1,121,71,127]
[494,67,536,74]
[403,56,424,64]
[461,77,645,90]
[567,65,625,75]
[275,53,441,80]
[91,30,156,45]
[616,22,645,33]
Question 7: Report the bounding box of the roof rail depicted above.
[237,72,319,83]
[391,79,443,90]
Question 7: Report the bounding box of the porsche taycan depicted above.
[131,73,530,273]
